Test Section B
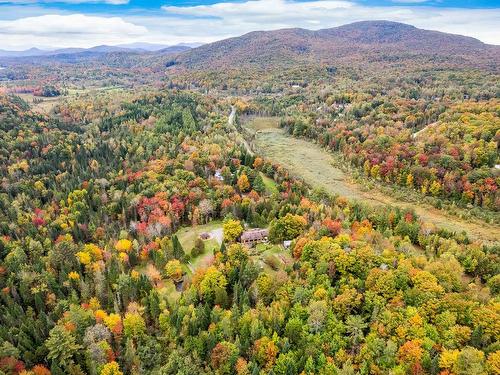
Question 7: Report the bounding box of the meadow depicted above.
[243,116,500,243]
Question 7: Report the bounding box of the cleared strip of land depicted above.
[243,116,500,243]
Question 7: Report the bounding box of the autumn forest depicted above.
[0,20,499,375]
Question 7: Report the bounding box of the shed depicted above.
[199,232,211,240]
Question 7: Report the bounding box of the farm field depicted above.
[243,116,500,243]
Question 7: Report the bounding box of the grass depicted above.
[175,220,222,254]
[261,172,279,194]
[242,116,500,243]
[251,243,293,273]
[15,86,126,113]
[244,116,280,133]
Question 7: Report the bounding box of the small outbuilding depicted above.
[199,232,211,240]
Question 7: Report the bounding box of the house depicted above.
[240,228,269,246]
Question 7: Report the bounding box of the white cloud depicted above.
[0,0,498,49]
[160,0,500,45]
[0,14,147,49]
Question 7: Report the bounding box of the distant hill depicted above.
[172,21,499,71]
[116,42,171,52]
[0,44,192,58]
[0,47,49,57]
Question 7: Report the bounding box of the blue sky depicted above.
[0,0,498,50]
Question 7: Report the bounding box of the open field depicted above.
[11,85,126,113]
[176,220,222,254]
[243,116,500,243]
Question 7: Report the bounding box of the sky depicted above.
[0,0,498,50]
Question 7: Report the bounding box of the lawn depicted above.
[175,220,222,254]
[243,116,280,133]
[252,243,293,273]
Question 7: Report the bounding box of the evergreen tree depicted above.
[172,235,185,261]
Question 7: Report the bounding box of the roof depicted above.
[240,228,269,242]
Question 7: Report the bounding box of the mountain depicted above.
[172,21,500,71]
[116,42,171,51]
[0,44,193,58]
[157,45,192,54]
[0,47,49,57]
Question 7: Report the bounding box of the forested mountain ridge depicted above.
[171,21,500,71]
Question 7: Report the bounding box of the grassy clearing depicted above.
[251,243,293,273]
[261,172,279,194]
[176,220,222,254]
[244,116,280,133]
[14,86,126,113]
[242,117,500,243]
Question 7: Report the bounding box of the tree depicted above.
[406,173,414,188]
[456,347,485,375]
[269,214,307,243]
[172,235,185,260]
[256,273,274,304]
[191,237,205,257]
[253,174,266,194]
[345,315,368,347]
[274,352,298,375]
[165,259,183,282]
[115,239,133,253]
[253,336,279,370]
[210,341,239,374]
[100,361,124,375]
[198,266,228,303]
[253,157,264,170]
[123,312,146,339]
[223,220,243,243]
[487,351,500,375]
[237,174,250,192]
[45,326,82,370]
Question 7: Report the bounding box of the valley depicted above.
[243,116,500,242]
[0,16,499,375]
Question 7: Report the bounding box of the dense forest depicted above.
[0,90,499,375]
[253,71,500,220]
[0,19,499,375]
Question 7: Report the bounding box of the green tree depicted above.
[123,312,146,339]
[45,326,82,370]
[172,235,185,261]
[269,213,307,243]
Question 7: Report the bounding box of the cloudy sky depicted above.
[0,0,498,50]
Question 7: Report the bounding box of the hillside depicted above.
[171,21,500,71]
